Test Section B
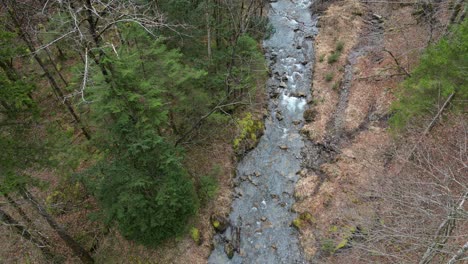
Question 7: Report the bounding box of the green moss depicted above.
[212,220,220,229]
[299,212,316,223]
[292,218,303,229]
[329,225,338,233]
[190,227,201,245]
[233,113,264,152]
[335,238,349,250]
[321,239,336,254]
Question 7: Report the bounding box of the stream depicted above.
[208,0,317,263]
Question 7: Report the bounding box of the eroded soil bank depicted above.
[294,0,456,263]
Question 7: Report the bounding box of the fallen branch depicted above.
[383,48,411,77]
[405,92,456,161]
[448,241,468,264]
[419,191,468,264]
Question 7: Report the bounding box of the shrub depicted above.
[197,166,220,205]
[325,72,334,82]
[321,239,336,254]
[79,139,198,247]
[336,41,345,52]
[332,81,340,90]
[327,52,340,64]
[319,54,325,62]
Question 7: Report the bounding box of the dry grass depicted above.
[302,0,364,142]
[296,0,454,262]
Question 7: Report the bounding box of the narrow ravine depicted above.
[208,1,317,263]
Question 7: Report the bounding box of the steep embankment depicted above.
[294,0,455,262]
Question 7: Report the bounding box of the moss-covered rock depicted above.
[292,212,316,230]
[224,243,235,259]
[233,113,264,156]
[292,217,303,229]
[211,214,229,233]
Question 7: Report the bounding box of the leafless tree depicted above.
[352,116,467,263]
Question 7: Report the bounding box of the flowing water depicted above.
[208,1,317,263]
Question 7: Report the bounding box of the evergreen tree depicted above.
[391,19,468,130]
[78,26,201,246]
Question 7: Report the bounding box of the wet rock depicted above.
[211,214,229,233]
[247,176,258,186]
[224,243,235,259]
[291,91,306,98]
[304,108,317,122]
[276,111,284,121]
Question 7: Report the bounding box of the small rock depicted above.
[279,81,287,88]
[211,214,229,233]
[279,145,288,150]
[261,217,267,222]
[372,13,383,21]
[297,169,308,177]
[271,244,278,250]
[292,91,306,97]
[304,109,317,122]
[293,120,301,125]
[254,171,261,177]
[247,176,258,186]
[224,243,235,259]
[276,113,283,121]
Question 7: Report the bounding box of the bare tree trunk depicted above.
[44,46,69,87]
[206,6,212,60]
[448,241,468,264]
[21,189,94,264]
[3,1,91,140]
[0,207,55,260]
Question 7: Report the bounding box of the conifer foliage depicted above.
[391,20,468,130]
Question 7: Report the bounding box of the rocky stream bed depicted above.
[208,1,318,263]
